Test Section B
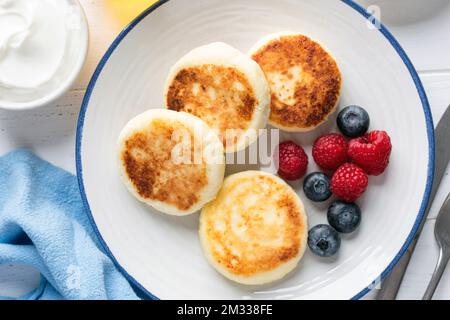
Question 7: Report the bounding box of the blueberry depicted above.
[327,200,361,233]
[303,172,331,202]
[337,105,370,138]
[308,224,341,257]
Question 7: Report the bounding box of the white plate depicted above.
[76,0,434,299]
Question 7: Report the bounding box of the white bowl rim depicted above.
[0,0,89,111]
[75,0,435,300]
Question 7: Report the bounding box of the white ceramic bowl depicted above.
[77,0,433,299]
[0,0,88,111]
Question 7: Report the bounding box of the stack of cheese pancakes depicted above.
[117,32,342,285]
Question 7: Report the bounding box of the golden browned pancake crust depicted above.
[252,35,342,130]
[201,173,305,277]
[166,65,258,147]
[120,119,208,211]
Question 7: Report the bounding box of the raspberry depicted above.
[277,141,308,181]
[312,133,348,171]
[348,130,392,176]
[331,163,368,202]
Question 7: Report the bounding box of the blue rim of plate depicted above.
[75,0,435,300]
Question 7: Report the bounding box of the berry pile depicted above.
[276,105,392,257]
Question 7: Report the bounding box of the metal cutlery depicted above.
[423,193,450,299]
[377,105,450,300]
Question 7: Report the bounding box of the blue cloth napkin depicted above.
[0,149,138,300]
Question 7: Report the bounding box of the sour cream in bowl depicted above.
[0,0,88,110]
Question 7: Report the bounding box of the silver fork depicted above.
[423,192,450,300]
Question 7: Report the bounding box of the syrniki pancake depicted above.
[199,171,308,285]
[164,42,270,153]
[117,109,225,216]
[250,32,342,132]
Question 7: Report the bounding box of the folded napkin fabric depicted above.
[0,149,138,300]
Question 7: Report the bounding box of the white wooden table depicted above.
[1,0,449,300]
